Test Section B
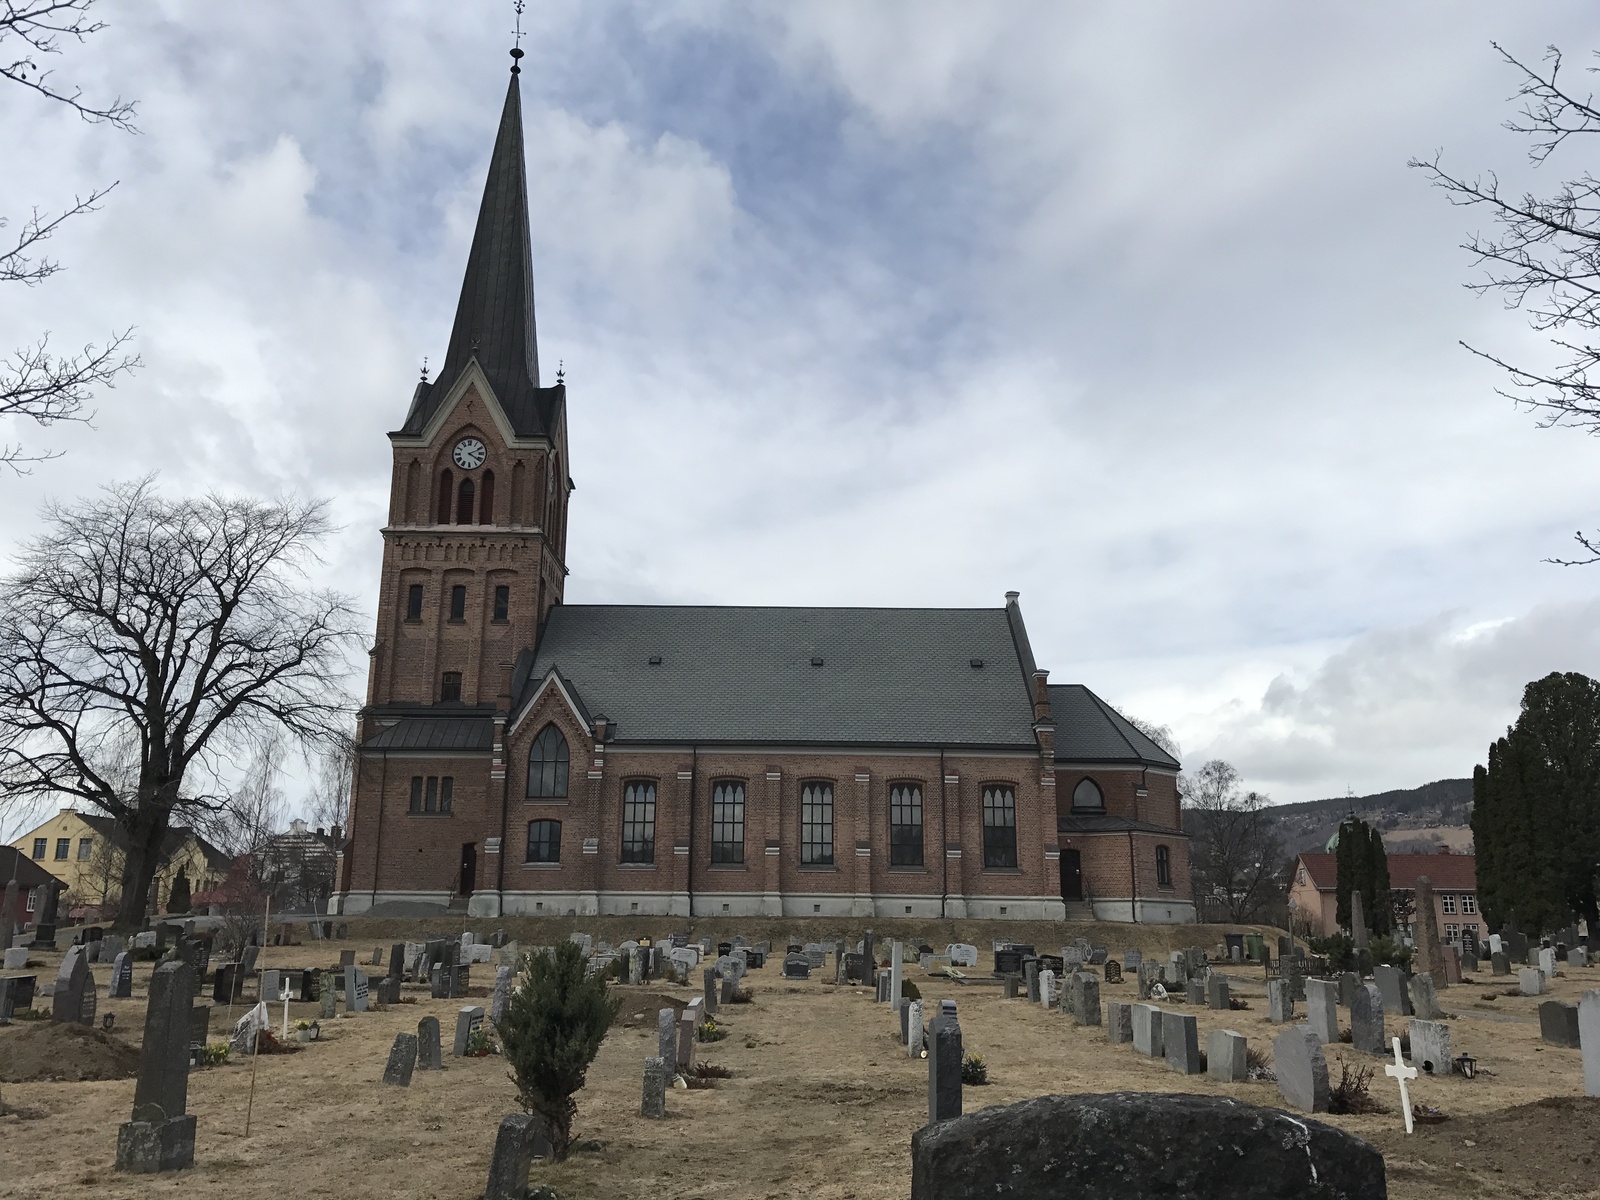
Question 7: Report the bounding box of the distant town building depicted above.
[1288,850,1482,949]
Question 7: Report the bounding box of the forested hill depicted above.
[1267,779,1474,857]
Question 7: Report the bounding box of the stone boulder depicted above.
[909,1092,1385,1200]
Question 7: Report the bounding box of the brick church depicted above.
[332,60,1194,924]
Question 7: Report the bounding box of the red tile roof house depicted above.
[1287,850,1483,950]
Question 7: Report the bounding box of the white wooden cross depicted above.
[1385,1036,1418,1134]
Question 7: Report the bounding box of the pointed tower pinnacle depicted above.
[400,51,559,438]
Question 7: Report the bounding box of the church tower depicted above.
[366,54,570,715]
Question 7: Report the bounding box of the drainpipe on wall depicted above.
[687,746,698,919]
[372,749,389,911]
[1127,830,1139,924]
[939,749,949,920]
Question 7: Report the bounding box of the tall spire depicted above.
[401,51,558,438]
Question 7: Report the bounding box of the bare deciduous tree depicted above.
[305,734,356,835]
[0,479,363,928]
[0,0,139,469]
[1182,759,1286,923]
[1413,43,1600,562]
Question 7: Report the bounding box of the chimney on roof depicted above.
[331,823,343,847]
[593,716,609,743]
[1005,590,1020,606]
[1032,669,1051,722]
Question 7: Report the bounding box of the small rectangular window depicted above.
[449,585,467,622]
[1461,894,1476,914]
[527,819,561,863]
[982,786,1017,868]
[31,837,46,859]
[889,783,923,867]
[77,837,93,861]
[1156,844,1172,886]
[405,584,423,622]
[25,889,36,912]
[425,777,438,813]
[801,782,834,866]
[55,837,70,861]
[621,781,656,863]
[409,777,423,813]
[492,585,510,623]
[1441,894,1456,915]
[441,672,462,703]
[439,776,453,814]
[711,781,745,865]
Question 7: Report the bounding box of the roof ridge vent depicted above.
[810,656,824,667]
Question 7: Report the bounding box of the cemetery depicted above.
[3,915,1600,1198]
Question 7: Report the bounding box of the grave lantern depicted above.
[1454,1053,1477,1079]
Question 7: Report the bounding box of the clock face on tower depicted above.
[452,438,487,470]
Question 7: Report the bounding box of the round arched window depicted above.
[1072,777,1105,812]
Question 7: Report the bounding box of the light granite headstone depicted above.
[1305,977,1339,1044]
[641,1054,669,1117]
[1131,1003,1164,1057]
[1206,975,1230,1010]
[1520,967,1545,996]
[1069,972,1101,1026]
[1106,1001,1133,1045]
[1274,1025,1330,1112]
[1267,979,1292,1023]
[1207,1028,1248,1082]
[1351,983,1385,1055]
[1409,973,1442,1020]
[491,965,513,1026]
[1409,1018,1452,1075]
[453,1005,485,1056]
[1578,989,1600,1095]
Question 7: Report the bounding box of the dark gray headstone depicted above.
[641,1054,670,1118]
[1106,1001,1133,1045]
[115,960,196,1173]
[491,965,513,1027]
[658,1008,676,1062]
[383,1032,418,1086]
[1540,1000,1581,1048]
[387,943,405,979]
[1206,975,1230,1010]
[1373,964,1411,1016]
[453,1005,485,1056]
[782,953,811,979]
[417,1015,441,1069]
[928,1000,962,1123]
[910,1092,1385,1199]
[1274,1025,1331,1113]
[1069,973,1101,1026]
[110,951,134,999]
[1350,983,1385,1055]
[1162,1011,1202,1075]
[484,1112,548,1200]
[1338,971,1358,1008]
[1409,973,1441,1021]
[51,945,91,1026]
[704,967,719,1014]
[1491,951,1510,976]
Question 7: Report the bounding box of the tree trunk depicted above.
[113,805,170,931]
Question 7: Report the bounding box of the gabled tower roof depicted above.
[399,63,563,439]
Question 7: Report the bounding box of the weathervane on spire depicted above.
[420,356,429,382]
[557,358,565,384]
[511,0,526,73]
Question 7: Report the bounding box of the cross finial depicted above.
[1384,1036,1418,1134]
[511,1,527,73]
[556,358,564,383]
[420,356,429,382]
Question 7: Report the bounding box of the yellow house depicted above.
[8,809,230,919]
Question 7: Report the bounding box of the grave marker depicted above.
[1409,1018,1452,1075]
[1206,975,1230,1011]
[1385,1037,1419,1133]
[1540,999,1581,1047]
[1274,1025,1330,1113]
[1131,1003,1164,1057]
[928,1000,962,1122]
[1106,1001,1133,1045]
[1162,1011,1202,1075]
[1409,973,1442,1020]
[383,1032,418,1086]
[453,1005,485,1056]
[1305,978,1339,1044]
[50,945,92,1026]
[1519,967,1545,996]
[641,1055,670,1118]
[1266,979,1292,1024]
[115,961,196,1173]
[417,1016,441,1069]
[110,951,133,999]
[484,1113,549,1200]
[1207,1029,1248,1082]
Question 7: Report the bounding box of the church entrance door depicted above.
[1060,849,1083,902]
[459,842,477,896]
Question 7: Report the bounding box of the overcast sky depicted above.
[5,2,1600,817]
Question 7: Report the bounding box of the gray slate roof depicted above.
[521,604,1041,749]
[398,70,563,440]
[365,715,497,753]
[1049,684,1181,769]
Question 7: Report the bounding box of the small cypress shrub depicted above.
[499,942,621,1161]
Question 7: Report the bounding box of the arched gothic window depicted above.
[1072,777,1105,812]
[527,723,569,798]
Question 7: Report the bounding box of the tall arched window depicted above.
[1156,844,1172,887]
[527,723,569,798]
[437,470,453,524]
[479,469,495,525]
[1072,777,1105,812]
[456,477,476,525]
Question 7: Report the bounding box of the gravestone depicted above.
[1137,960,1162,1000]
[1409,973,1442,1021]
[1520,967,1545,996]
[115,961,196,1173]
[344,965,369,1013]
[453,1005,485,1056]
[1024,958,1039,1004]
[339,949,355,968]
[703,968,719,1014]
[908,1092,1387,1200]
[947,944,978,968]
[188,1004,210,1052]
[928,1000,962,1123]
[1305,978,1338,1045]
[1372,964,1411,1015]
[51,945,91,1026]
[1505,929,1529,960]
[1274,1025,1330,1113]
[1282,954,1306,1003]
[483,1113,549,1200]
[1267,979,1292,1024]
[906,998,924,1057]
[1207,1029,1248,1082]
[1069,973,1101,1026]
[2,946,26,969]
[1350,983,1385,1055]
[1541,999,1582,1047]
[1442,945,1462,984]
[1579,989,1600,1095]
[641,1055,670,1118]
[383,1032,418,1086]
[1491,951,1510,976]
[417,1016,441,1069]
[657,1008,675,1063]
[1540,946,1558,979]
[110,951,134,998]
[211,963,240,1005]
[1409,1018,1452,1075]
[491,965,513,1027]
[1338,971,1358,1009]
[782,953,811,980]
[387,943,405,979]
[1206,975,1230,1011]
[1103,960,1123,984]
[1572,947,1591,969]
[1350,888,1370,950]
[1131,1003,1164,1057]
[1411,876,1449,987]
[1039,968,1056,1009]
[1106,1001,1133,1045]
[319,970,337,1018]
[1185,978,1206,1006]
[676,1002,696,1069]
[1003,974,1020,1000]
[0,973,36,1021]
[721,977,736,1005]
[1162,1011,1202,1075]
